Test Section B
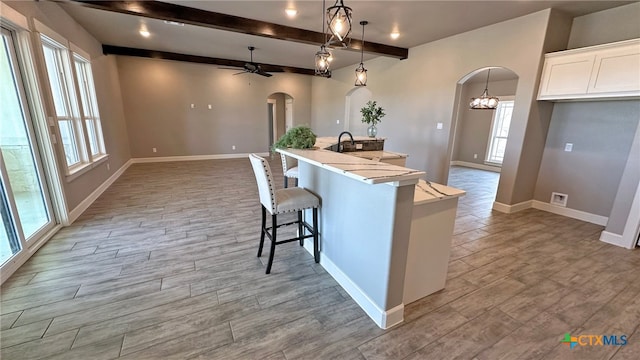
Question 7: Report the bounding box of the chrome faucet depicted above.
[338,131,355,153]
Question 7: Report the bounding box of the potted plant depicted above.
[360,100,386,138]
[272,126,317,152]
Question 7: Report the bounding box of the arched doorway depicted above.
[448,67,519,211]
[267,92,293,148]
[344,87,372,136]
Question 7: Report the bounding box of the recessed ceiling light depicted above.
[390,32,400,40]
[285,8,297,18]
[139,29,150,38]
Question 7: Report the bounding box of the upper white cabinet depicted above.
[538,39,640,101]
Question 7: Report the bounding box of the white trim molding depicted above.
[68,159,133,223]
[132,153,270,164]
[319,254,404,329]
[450,161,501,173]
[492,199,608,226]
[492,200,532,213]
[599,231,628,248]
[1,224,61,284]
[532,200,608,226]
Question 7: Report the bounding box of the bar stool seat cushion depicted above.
[284,167,299,179]
[275,188,319,214]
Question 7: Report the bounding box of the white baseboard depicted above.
[492,200,532,213]
[132,152,270,163]
[68,159,134,223]
[320,254,404,329]
[531,200,608,226]
[450,160,501,173]
[599,231,631,249]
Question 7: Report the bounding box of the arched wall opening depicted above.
[448,66,520,211]
[344,86,372,136]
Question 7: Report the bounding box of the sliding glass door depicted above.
[0,26,55,265]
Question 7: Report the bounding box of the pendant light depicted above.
[470,69,499,109]
[315,0,332,77]
[354,21,368,87]
[326,0,352,47]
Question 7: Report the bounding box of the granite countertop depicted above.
[413,179,466,205]
[278,148,424,185]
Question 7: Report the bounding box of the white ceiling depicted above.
[60,0,633,74]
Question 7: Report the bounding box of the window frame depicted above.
[484,97,515,166]
[35,20,107,180]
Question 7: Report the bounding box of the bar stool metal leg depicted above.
[258,206,266,257]
[284,177,289,188]
[298,210,304,246]
[266,214,277,274]
[313,208,319,263]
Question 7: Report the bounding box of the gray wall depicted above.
[116,56,312,157]
[452,79,518,165]
[6,1,131,211]
[606,120,640,234]
[532,3,640,221]
[312,9,572,207]
[568,2,640,49]
[534,101,640,216]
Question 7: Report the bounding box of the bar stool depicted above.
[280,153,298,188]
[249,154,319,274]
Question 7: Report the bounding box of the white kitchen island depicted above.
[277,145,464,329]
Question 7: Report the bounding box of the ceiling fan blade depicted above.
[232,71,247,76]
[219,66,241,70]
[256,71,273,77]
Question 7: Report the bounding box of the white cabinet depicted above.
[538,39,640,101]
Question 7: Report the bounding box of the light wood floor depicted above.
[1,161,639,359]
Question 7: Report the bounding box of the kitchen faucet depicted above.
[338,131,355,153]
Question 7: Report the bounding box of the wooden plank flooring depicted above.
[1,160,639,359]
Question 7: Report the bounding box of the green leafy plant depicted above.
[360,100,386,126]
[272,126,317,152]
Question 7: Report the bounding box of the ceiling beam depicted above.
[67,0,409,60]
[102,45,316,76]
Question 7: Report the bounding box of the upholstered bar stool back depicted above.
[280,153,299,188]
[249,154,320,274]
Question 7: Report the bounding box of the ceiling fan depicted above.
[220,46,281,77]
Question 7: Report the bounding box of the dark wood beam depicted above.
[67,0,409,60]
[102,45,316,76]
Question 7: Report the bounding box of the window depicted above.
[38,28,106,175]
[485,99,514,165]
[74,54,104,156]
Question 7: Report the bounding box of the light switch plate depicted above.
[564,143,573,152]
[436,122,443,130]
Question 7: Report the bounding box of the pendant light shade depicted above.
[315,45,332,77]
[315,0,332,77]
[355,21,368,86]
[326,0,352,46]
[470,69,499,109]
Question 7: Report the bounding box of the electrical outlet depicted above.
[356,143,363,150]
[564,143,573,152]
[152,147,157,153]
[336,119,340,124]
[208,104,212,109]
[106,163,110,170]
[473,154,478,159]
[436,122,443,130]
[190,104,195,109]
[232,145,236,150]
